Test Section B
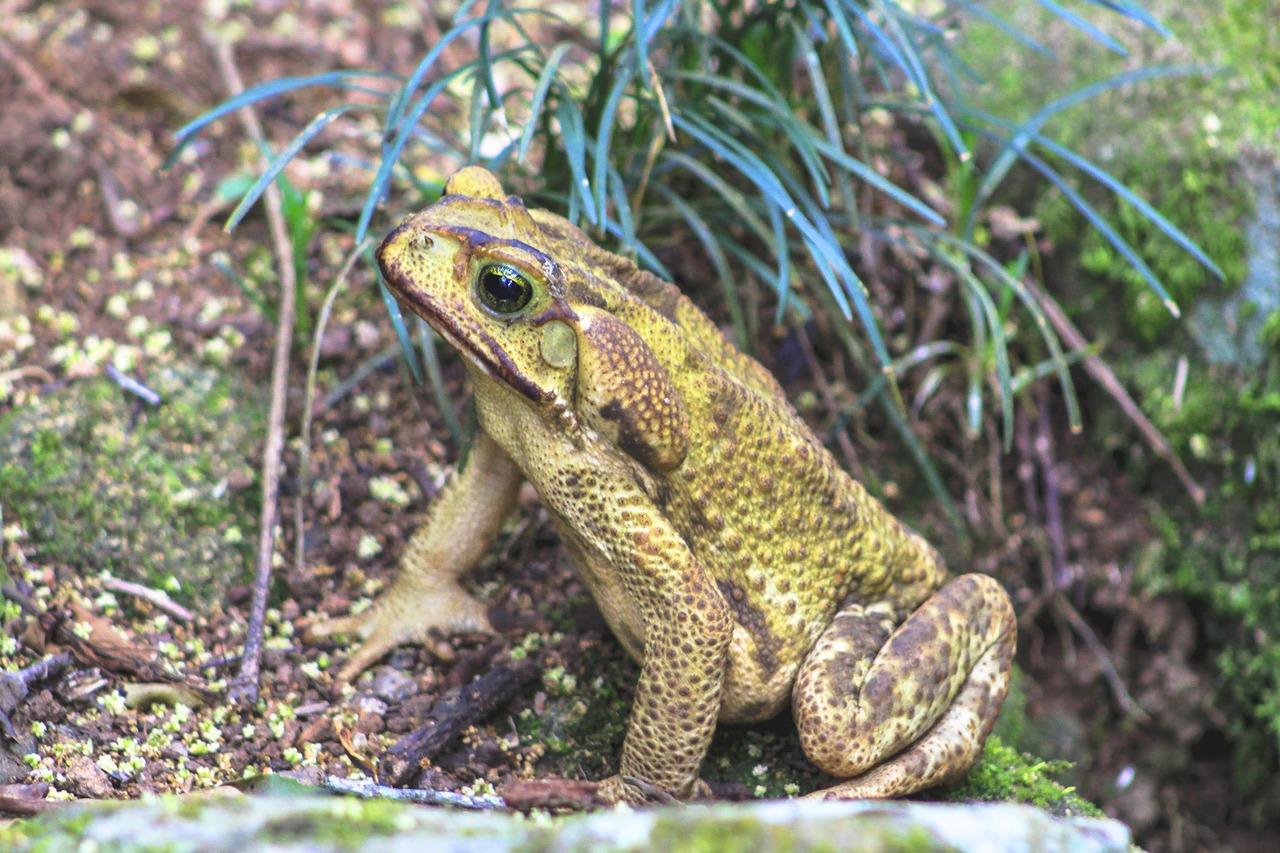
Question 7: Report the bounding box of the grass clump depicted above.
[174,1,1218,509]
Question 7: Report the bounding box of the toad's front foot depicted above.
[597,774,713,806]
[305,581,492,682]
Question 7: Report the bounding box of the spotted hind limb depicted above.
[304,432,523,682]
[794,573,1016,799]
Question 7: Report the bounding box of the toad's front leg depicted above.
[794,573,1016,799]
[305,431,522,681]
[549,469,734,804]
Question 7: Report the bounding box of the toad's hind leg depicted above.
[794,573,1015,799]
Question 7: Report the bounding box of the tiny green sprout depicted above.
[784,783,800,796]
[97,754,120,774]
[463,779,497,797]
[188,739,218,756]
[242,724,255,739]
[111,252,136,280]
[356,535,382,559]
[299,661,322,681]
[104,294,129,319]
[369,476,411,507]
[24,753,40,770]
[72,621,93,641]
[0,634,18,656]
[30,721,46,738]
[99,691,127,715]
[164,576,182,593]
[753,785,767,798]
[282,747,303,766]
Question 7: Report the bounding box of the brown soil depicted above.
[0,3,1267,851]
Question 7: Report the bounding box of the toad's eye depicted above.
[476,264,534,315]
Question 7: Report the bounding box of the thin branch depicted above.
[1026,277,1204,506]
[295,242,368,578]
[100,577,194,622]
[321,776,505,809]
[208,38,299,706]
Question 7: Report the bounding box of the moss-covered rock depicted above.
[0,791,1133,853]
[0,365,261,601]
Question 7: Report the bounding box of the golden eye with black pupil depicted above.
[476,264,533,315]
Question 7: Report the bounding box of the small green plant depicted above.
[172,1,1219,505]
[209,170,320,336]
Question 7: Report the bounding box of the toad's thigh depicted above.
[793,573,1015,781]
[717,623,801,724]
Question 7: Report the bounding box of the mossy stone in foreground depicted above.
[0,366,260,601]
[0,792,1132,853]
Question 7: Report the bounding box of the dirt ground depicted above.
[0,3,1269,851]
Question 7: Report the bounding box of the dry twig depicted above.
[380,657,540,787]
[207,38,299,705]
[1027,277,1204,506]
[100,577,194,622]
[322,776,505,809]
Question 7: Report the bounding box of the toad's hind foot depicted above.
[803,627,1010,799]
[795,573,1015,799]
[305,582,492,682]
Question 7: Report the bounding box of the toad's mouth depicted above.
[376,235,552,406]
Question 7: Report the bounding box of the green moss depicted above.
[1126,354,1280,816]
[1038,142,1251,344]
[941,735,1102,818]
[0,366,261,601]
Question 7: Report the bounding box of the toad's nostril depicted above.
[417,234,434,250]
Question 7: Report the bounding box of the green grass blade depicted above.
[659,150,773,246]
[973,109,1225,279]
[601,220,672,280]
[1032,0,1128,53]
[555,97,598,224]
[168,71,392,166]
[605,163,637,250]
[517,43,572,162]
[385,13,498,136]
[592,59,637,223]
[966,65,1208,238]
[810,137,946,225]
[1020,146,1181,316]
[653,184,750,348]
[416,319,463,445]
[225,104,369,231]
[845,0,968,159]
[950,1,1051,57]
[378,271,423,384]
[1084,0,1170,35]
[923,229,1083,433]
[769,202,792,318]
